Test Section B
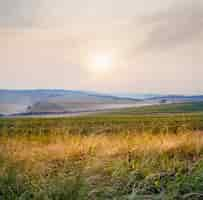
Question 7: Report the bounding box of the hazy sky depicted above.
[1,0,203,94]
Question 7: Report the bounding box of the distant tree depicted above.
[27,105,32,111]
[160,99,167,104]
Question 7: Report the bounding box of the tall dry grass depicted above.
[1,131,203,176]
[1,131,203,199]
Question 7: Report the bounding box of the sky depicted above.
[0,0,203,94]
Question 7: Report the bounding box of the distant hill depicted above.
[0,90,203,116]
[0,90,139,115]
[146,95,203,103]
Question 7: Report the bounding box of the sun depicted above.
[89,54,112,74]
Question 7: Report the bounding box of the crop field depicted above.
[1,103,203,199]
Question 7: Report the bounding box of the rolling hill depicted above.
[0,90,140,115]
[1,90,203,116]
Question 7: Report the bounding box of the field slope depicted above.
[112,101,203,115]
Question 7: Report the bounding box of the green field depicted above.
[1,102,203,199]
[113,101,203,114]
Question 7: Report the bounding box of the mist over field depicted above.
[1,90,203,116]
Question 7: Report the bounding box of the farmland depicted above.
[1,102,203,199]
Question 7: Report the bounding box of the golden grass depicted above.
[1,131,203,200]
[1,131,203,178]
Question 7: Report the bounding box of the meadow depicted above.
[1,102,203,199]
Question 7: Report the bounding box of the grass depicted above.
[1,102,203,199]
[1,132,203,199]
[1,112,203,136]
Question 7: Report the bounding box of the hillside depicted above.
[113,102,203,115]
[1,90,203,116]
[0,90,139,115]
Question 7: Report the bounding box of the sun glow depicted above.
[89,54,113,74]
